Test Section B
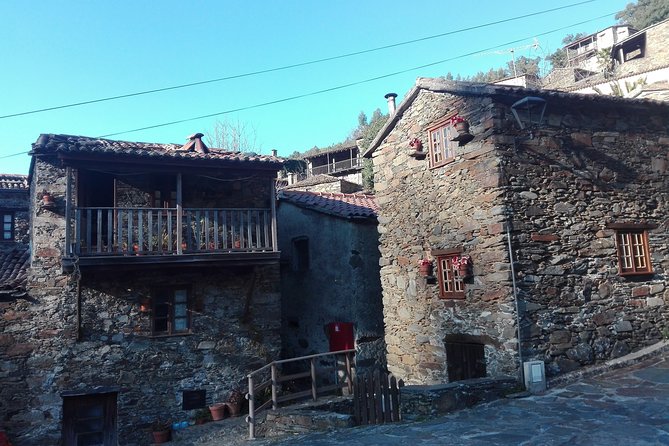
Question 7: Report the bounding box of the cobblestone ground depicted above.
[171,353,669,446]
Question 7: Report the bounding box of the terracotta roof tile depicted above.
[279,190,378,220]
[0,174,28,190]
[0,247,29,291]
[31,134,283,169]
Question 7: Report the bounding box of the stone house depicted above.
[277,190,385,371]
[0,174,29,251]
[303,142,364,187]
[363,78,669,385]
[2,133,284,445]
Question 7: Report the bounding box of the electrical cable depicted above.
[0,0,598,120]
[99,11,616,139]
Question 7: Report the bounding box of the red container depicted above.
[328,322,354,352]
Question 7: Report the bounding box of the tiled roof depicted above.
[303,142,359,159]
[0,174,28,190]
[364,78,669,157]
[279,190,378,220]
[0,247,29,291]
[281,174,340,190]
[31,134,283,169]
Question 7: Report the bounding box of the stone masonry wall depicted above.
[277,202,385,372]
[371,90,518,385]
[0,158,281,445]
[497,98,669,376]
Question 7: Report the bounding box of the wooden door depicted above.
[445,341,486,382]
[63,392,117,446]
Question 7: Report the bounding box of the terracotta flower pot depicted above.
[455,121,470,134]
[225,401,241,417]
[152,429,170,444]
[419,263,433,277]
[209,403,227,421]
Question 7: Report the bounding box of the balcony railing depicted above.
[72,207,275,256]
[309,158,362,177]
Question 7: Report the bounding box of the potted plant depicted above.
[139,297,151,313]
[151,419,171,444]
[408,137,427,158]
[194,408,211,425]
[41,191,55,208]
[225,389,245,417]
[452,255,472,277]
[418,258,433,277]
[450,115,474,146]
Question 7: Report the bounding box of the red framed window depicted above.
[436,255,466,299]
[615,229,652,276]
[428,117,457,168]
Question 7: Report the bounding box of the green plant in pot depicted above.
[225,388,245,417]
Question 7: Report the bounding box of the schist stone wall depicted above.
[371,85,669,384]
[498,99,669,376]
[277,202,386,371]
[1,158,281,445]
[371,90,518,385]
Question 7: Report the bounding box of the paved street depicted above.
[257,353,669,446]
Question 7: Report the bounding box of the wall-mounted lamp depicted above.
[511,96,547,130]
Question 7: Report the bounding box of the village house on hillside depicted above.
[1,133,284,445]
[364,78,669,385]
[544,18,669,100]
[0,173,29,303]
[277,190,385,371]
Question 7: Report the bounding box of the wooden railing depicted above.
[246,349,355,439]
[309,158,362,176]
[72,207,275,255]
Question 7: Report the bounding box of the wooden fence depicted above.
[353,370,402,425]
[246,349,355,439]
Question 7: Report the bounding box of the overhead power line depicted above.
[99,11,615,139]
[0,0,597,120]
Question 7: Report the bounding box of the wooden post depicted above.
[65,167,72,256]
[270,179,278,252]
[247,375,255,440]
[310,358,317,401]
[271,363,278,410]
[345,352,353,395]
[176,173,182,254]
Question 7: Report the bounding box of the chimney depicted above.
[181,133,209,154]
[271,149,278,157]
[384,93,398,115]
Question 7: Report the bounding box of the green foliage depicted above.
[616,0,669,29]
[362,158,374,192]
[508,56,541,77]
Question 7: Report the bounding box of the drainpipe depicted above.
[506,221,524,385]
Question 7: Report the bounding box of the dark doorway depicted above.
[62,391,117,446]
[445,341,486,382]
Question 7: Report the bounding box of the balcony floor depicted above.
[63,250,280,272]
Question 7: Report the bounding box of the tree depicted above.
[616,0,669,29]
[205,118,260,153]
[546,33,589,69]
[508,56,541,77]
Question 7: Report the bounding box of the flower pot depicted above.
[454,121,470,134]
[139,299,151,313]
[419,263,433,277]
[209,403,227,421]
[152,429,170,444]
[225,401,241,417]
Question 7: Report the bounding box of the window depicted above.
[428,118,458,168]
[152,288,190,335]
[292,237,309,271]
[2,212,13,241]
[436,254,465,299]
[615,229,652,276]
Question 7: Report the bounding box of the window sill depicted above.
[619,271,653,277]
[149,332,193,339]
[429,157,455,170]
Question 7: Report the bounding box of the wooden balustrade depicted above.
[72,207,274,256]
[246,349,355,439]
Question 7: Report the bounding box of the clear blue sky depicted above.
[0,0,629,174]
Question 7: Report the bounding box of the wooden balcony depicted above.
[65,207,279,269]
[308,158,362,177]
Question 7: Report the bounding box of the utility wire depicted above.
[0,0,597,120]
[0,151,30,159]
[99,11,615,139]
